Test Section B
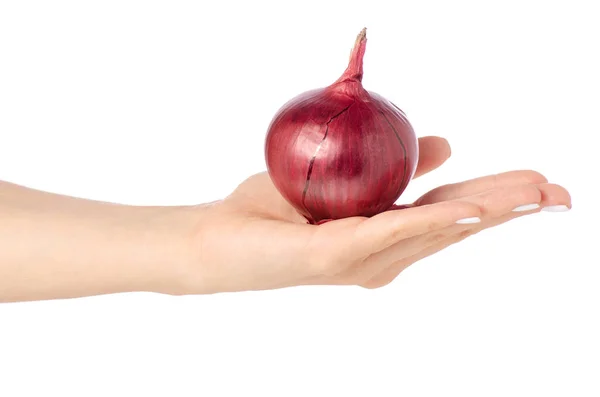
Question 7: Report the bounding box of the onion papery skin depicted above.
[264,29,419,224]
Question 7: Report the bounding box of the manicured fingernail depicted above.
[542,205,570,212]
[456,217,481,224]
[512,203,540,212]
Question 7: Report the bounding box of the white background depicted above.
[1,1,598,396]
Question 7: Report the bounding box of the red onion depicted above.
[264,28,419,224]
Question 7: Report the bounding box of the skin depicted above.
[0,136,571,302]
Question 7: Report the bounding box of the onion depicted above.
[264,28,419,224]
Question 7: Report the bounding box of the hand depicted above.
[183,136,572,294]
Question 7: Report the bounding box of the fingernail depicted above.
[512,203,540,212]
[456,217,481,224]
[542,205,570,212]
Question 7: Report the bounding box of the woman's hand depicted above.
[185,136,571,294]
[0,136,571,302]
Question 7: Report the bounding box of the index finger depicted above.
[416,170,548,205]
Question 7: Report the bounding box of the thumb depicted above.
[413,136,451,179]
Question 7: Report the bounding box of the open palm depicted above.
[193,136,570,294]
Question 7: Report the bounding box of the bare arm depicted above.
[0,138,572,302]
[0,180,197,302]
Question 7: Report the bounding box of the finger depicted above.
[454,183,570,217]
[413,136,452,179]
[287,176,537,280]
[363,207,526,289]
[416,170,548,205]
[367,184,543,264]
[350,183,557,282]
[305,204,475,279]
[459,183,543,217]
[456,183,571,231]
[538,183,572,209]
[361,183,572,288]
[352,200,482,256]
[466,184,571,233]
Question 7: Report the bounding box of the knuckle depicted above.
[522,170,548,184]
[446,228,477,244]
[389,224,410,243]
[426,220,440,233]
[426,232,448,245]
[519,185,543,203]
[383,228,409,250]
[490,173,500,189]
[458,228,476,239]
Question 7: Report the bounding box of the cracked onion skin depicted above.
[264,28,419,224]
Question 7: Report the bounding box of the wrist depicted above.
[121,203,207,297]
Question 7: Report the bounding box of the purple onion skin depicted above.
[264,29,419,224]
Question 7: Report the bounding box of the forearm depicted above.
[0,181,196,302]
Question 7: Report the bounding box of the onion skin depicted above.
[264,28,419,224]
